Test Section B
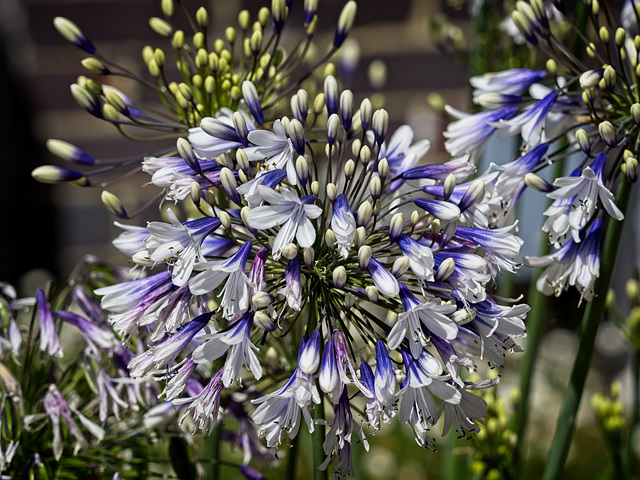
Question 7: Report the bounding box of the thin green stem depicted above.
[312,401,327,480]
[623,349,640,478]
[542,178,632,480]
[203,427,221,480]
[286,433,299,480]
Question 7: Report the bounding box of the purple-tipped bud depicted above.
[327,114,340,146]
[287,119,306,155]
[333,1,357,49]
[304,0,317,25]
[319,340,339,394]
[324,75,339,117]
[298,331,321,374]
[32,165,86,184]
[375,341,396,401]
[340,90,354,131]
[54,17,96,54]
[372,109,388,145]
[242,81,264,125]
[177,137,201,174]
[46,139,95,165]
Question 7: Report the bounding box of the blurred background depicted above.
[1,0,635,479]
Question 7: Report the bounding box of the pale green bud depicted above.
[236,149,249,173]
[161,0,174,16]
[579,69,602,89]
[598,120,617,147]
[241,206,251,226]
[149,17,173,37]
[147,58,160,77]
[326,182,337,202]
[196,7,209,28]
[546,59,557,75]
[190,182,201,207]
[142,45,154,64]
[615,27,626,46]
[313,93,325,114]
[170,30,184,49]
[219,211,231,230]
[369,176,382,199]
[411,210,420,225]
[303,247,315,267]
[575,128,591,153]
[250,30,263,55]
[435,258,455,282]
[102,103,120,120]
[358,245,372,270]
[81,57,109,75]
[444,174,456,201]
[391,256,410,278]
[238,10,251,30]
[252,291,274,308]
[599,26,609,44]
[101,191,127,218]
[359,145,371,165]
[333,266,347,288]
[625,156,639,182]
[325,229,337,248]
[311,180,320,196]
[586,42,596,57]
[632,103,640,125]
[626,278,639,302]
[354,226,367,249]
[524,173,553,192]
[205,76,216,94]
[389,213,404,241]
[368,60,387,90]
[344,159,355,178]
[366,286,379,303]
[378,158,389,180]
[357,201,373,227]
[258,7,270,26]
[603,65,616,89]
[226,27,236,44]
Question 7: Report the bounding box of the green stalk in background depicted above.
[542,178,632,480]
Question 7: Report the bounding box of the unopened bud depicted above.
[101,191,127,218]
[340,90,354,131]
[326,183,337,202]
[366,285,379,303]
[458,179,485,212]
[254,310,276,331]
[296,155,309,185]
[196,7,209,27]
[220,167,241,204]
[303,247,315,267]
[524,173,554,192]
[333,266,347,288]
[575,128,591,154]
[369,176,382,199]
[252,291,274,308]
[598,120,617,147]
[632,103,640,125]
[46,139,95,165]
[435,257,456,282]
[219,211,231,230]
[443,174,456,201]
[344,159,356,178]
[325,229,337,248]
[81,57,110,75]
[411,210,421,225]
[546,59,557,75]
[149,17,173,37]
[389,213,404,242]
[451,308,476,325]
[344,292,355,309]
[357,201,373,226]
[372,109,389,144]
[579,69,602,89]
[625,156,639,182]
[603,65,616,89]
[359,145,371,165]
[391,256,410,278]
[132,251,155,267]
[327,113,340,146]
[311,180,320,196]
[282,243,298,260]
[599,26,610,44]
[236,148,249,173]
[359,98,372,130]
[358,245,372,270]
[615,27,626,47]
[354,226,367,249]
[377,158,389,180]
[333,1,357,49]
[190,182,201,206]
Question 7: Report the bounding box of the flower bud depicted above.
[242,81,264,125]
[603,65,616,89]
[282,243,298,260]
[377,158,389,180]
[190,182,202,207]
[344,159,355,178]
[303,247,315,267]
[615,27,626,47]
[546,59,557,75]
[340,90,354,131]
[252,291,274,309]
[333,266,347,288]
[313,93,325,115]
[369,176,382,199]
[101,191,127,219]
[359,98,373,131]
[443,174,456,201]
[333,1,357,48]
[632,103,640,125]
[391,256,410,278]
[372,109,389,145]
[575,128,591,154]
[435,257,455,282]
[327,113,340,146]
[579,69,602,89]
[359,145,371,165]
[599,26,609,44]
[389,213,404,242]
[54,17,96,53]
[177,137,200,174]
[326,182,337,202]
[220,167,241,204]
[325,229,337,248]
[81,57,110,75]
[32,165,86,184]
[345,292,355,309]
[219,211,231,230]
[295,155,309,185]
[298,331,321,374]
[324,75,339,116]
[254,311,276,331]
[354,226,367,249]
[149,17,173,36]
[358,245,372,270]
[598,120,617,147]
[524,173,553,192]
[311,180,320,196]
[46,139,95,165]
[250,30,263,55]
[271,0,287,32]
[625,156,639,183]
[196,7,209,27]
[357,201,373,227]
[458,179,485,212]
[366,285,379,303]
[132,251,155,267]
